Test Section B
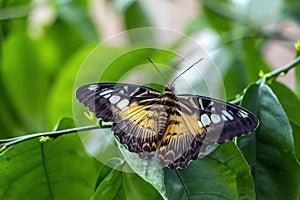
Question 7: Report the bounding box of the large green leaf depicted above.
[240,38,269,80]
[0,0,97,136]
[164,142,255,200]
[295,56,300,98]
[51,0,99,43]
[0,118,98,199]
[99,48,175,84]
[223,38,269,99]
[282,0,300,24]
[202,0,233,34]
[1,31,50,133]
[270,82,300,162]
[92,164,163,200]
[238,83,300,199]
[123,1,154,44]
[46,45,96,128]
[223,58,248,99]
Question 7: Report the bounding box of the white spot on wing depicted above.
[103,94,111,99]
[198,98,204,109]
[222,110,234,120]
[88,85,99,91]
[239,110,249,118]
[124,86,128,91]
[130,87,140,96]
[99,89,113,96]
[109,95,121,104]
[211,114,221,123]
[222,114,228,121]
[119,90,125,95]
[208,101,214,107]
[117,99,129,110]
[201,114,211,126]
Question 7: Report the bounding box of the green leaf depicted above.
[223,37,270,99]
[241,37,269,80]
[202,0,233,34]
[1,31,50,132]
[238,83,300,199]
[117,143,167,199]
[164,142,255,200]
[73,46,176,99]
[295,63,300,98]
[52,117,76,132]
[92,165,163,200]
[270,82,300,162]
[1,14,95,134]
[223,59,248,99]
[99,48,175,84]
[124,1,154,44]
[0,118,98,200]
[46,45,96,129]
[281,0,300,24]
[51,0,99,43]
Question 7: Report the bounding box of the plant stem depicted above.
[267,55,300,79]
[0,125,100,151]
[229,55,300,105]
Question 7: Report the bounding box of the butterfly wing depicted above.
[157,95,259,169]
[186,95,259,144]
[157,104,206,169]
[76,83,164,158]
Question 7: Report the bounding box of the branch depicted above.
[231,55,300,105]
[264,55,300,81]
[0,125,100,152]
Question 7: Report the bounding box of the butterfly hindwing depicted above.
[157,105,206,169]
[184,95,259,144]
[76,83,163,158]
[157,94,258,169]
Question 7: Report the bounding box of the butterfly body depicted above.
[76,83,259,169]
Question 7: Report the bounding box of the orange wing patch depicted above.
[112,100,165,159]
[157,105,206,169]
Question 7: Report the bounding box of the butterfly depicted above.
[76,81,259,169]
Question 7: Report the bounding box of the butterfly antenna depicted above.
[146,57,170,87]
[170,58,204,86]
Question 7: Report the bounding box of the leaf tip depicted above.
[294,40,300,54]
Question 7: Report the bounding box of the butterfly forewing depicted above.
[76,83,259,169]
[76,83,164,158]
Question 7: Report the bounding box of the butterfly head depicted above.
[165,85,175,92]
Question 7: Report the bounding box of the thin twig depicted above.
[0,125,100,152]
[266,55,300,79]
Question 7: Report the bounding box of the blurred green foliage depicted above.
[0,0,300,199]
